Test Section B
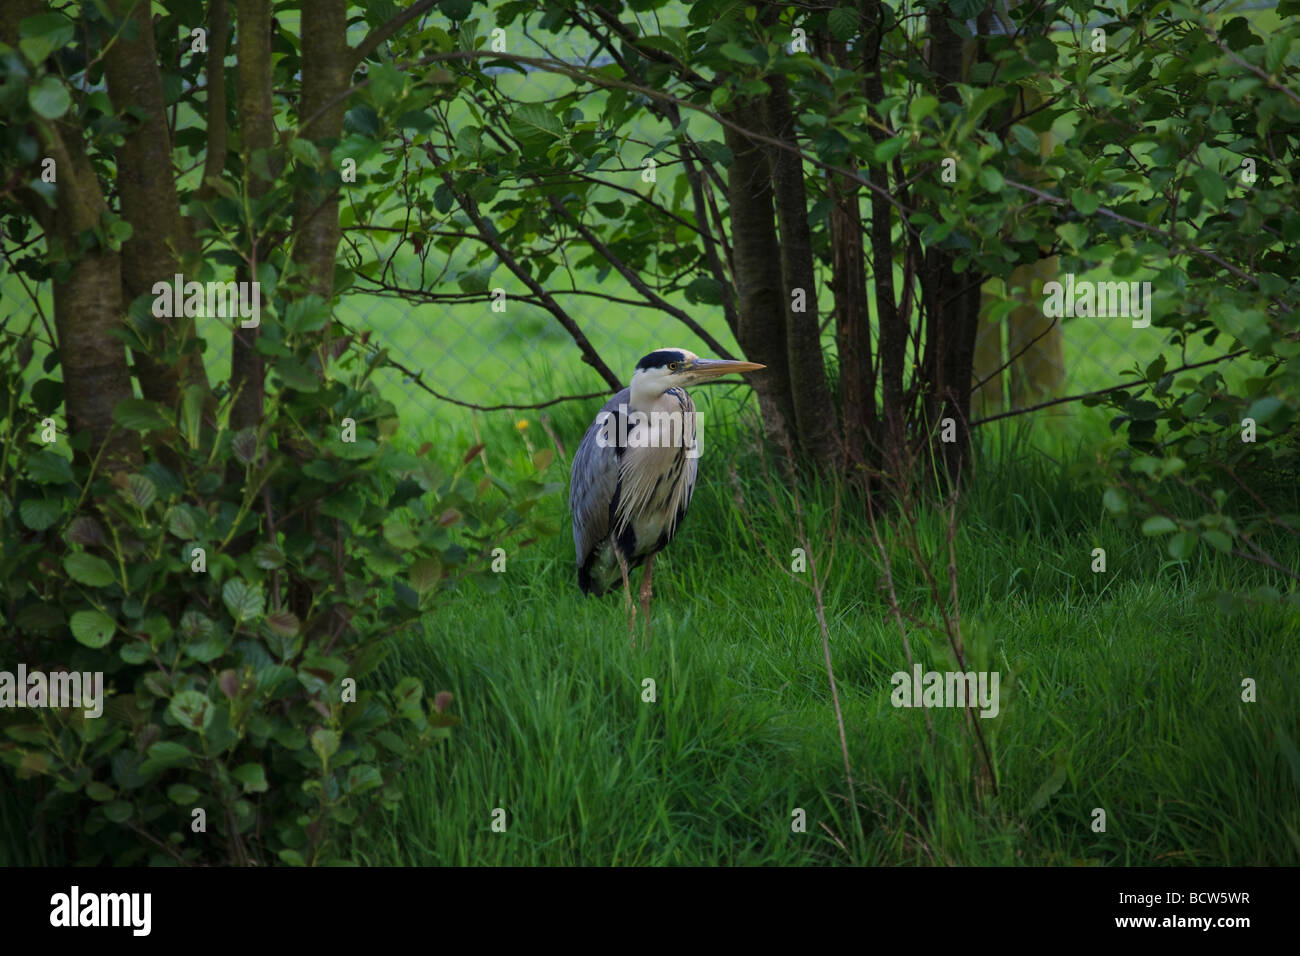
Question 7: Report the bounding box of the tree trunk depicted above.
[819,27,876,472]
[104,0,207,406]
[761,74,839,470]
[41,124,138,468]
[231,0,275,433]
[195,0,230,206]
[722,101,797,450]
[862,1,906,467]
[296,0,348,302]
[920,7,985,484]
[1,1,137,467]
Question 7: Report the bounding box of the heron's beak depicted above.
[688,358,766,377]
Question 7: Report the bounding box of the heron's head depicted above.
[629,348,765,406]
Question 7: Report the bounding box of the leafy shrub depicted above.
[0,314,559,865]
[1048,4,1300,589]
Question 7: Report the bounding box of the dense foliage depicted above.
[0,307,557,864]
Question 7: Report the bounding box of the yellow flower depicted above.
[515,419,529,431]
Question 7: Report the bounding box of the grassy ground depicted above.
[358,400,1300,866]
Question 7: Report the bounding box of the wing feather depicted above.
[569,388,629,573]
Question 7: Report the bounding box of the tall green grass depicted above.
[362,408,1300,866]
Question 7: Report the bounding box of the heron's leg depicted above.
[639,553,655,644]
[617,550,636,645]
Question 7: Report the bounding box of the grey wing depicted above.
[680,390,700,522]
[569,388,629,568]
[682,445,699,520]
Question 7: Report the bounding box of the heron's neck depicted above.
[628,377,667,412]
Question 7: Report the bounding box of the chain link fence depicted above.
[0,259,1171,438]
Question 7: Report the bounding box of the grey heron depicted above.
[569,348,765,642]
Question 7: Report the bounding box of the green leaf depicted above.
[288,136,322,168]
[909,95,939,122]
[165,505,198,539]
[828,7,860,41]
[966,86,1006,125]
[180,383,205,449]
[695,140,733,166]
[874,135,905,163]
[1266,32,1291,73]
[18,13,75,65]
[1181,394,1207,421]
[438,0,474,19]
[685,276,724,304]
[1245,396,1283,425]
[19,497,62,530]
[1202,530,1233,553]
[345,764,383,794]
[455,125,482,159]
[1010,124,1039,154]
[119,640,152,665]
[408,557,441,594]
[252,542,285,569]
[1141,516,1177,535]
[183,625,228,664]
[393,675,423,716]
[64,553,116,587]
[1192,167,1225,207]
[433,183,455,213]
[70,609,116,648]
[85,781,115,802]
[1070,188,1099,216]
[181,609,216,643]
[1102,488,1127,514]
[1168,531,1197,560]
[273,356,320,393]
[28,75,70,119]
[1056,221,1088,249]
[509,103,564,145]
[166,783,200,804]
[978,165,1005,192]
[146,741,193,767]
[311,729,340,764]
[321,490,364,524]
[456,266,492,295]
[232,763,269,793]
[383,518,419,550]
[265,609,300,637]
[168,690,214,733]
[719,41,759,64]
[103,801,132,823]
[113,398,172,433]
[122,474,157,510]
[367,62,405,106]
[222,578,265,624]
[26,449,74,485]
[30,378,62,414]
[284,295,330,334]
[231,428,258,465]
